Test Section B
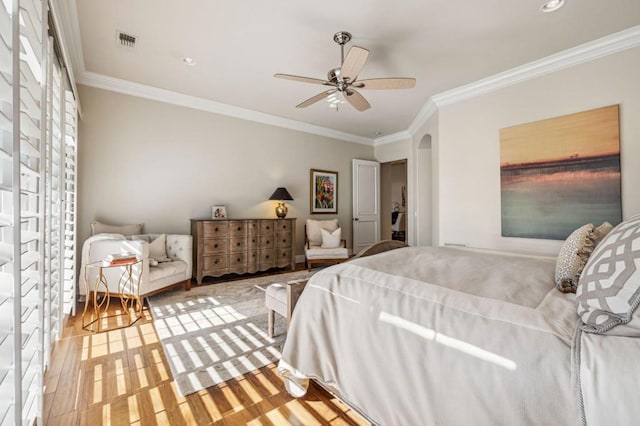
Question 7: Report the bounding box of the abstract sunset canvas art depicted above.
[500,105,622,240]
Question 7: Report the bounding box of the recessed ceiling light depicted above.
[182,57,196,66]
[375,131,382,136]
[540,0,566,13]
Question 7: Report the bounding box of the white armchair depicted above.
[304,219,349,270]
[79,233,192,299]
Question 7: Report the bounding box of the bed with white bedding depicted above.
[278,242,640,425]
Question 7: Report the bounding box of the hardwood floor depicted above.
[44,269,368,425]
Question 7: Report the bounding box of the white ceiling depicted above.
[60,0,640,141]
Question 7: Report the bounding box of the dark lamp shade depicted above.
[269,187,294,201]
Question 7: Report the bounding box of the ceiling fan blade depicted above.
[344,89,371,112]
[354,78,416,90]
[296,90,337,108]
[340,46,369,82]
[274,73,331,86]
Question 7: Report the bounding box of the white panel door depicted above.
[352,159,380,253]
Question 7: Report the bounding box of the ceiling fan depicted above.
[274,31,416,112]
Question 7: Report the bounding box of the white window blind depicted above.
[0,0,79,424]
[62,89,76,316]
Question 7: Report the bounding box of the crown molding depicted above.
[78,71,375,146]
[407,25,640,136]
[407,98,438,136]
[432,25,640,107]
[373,131,412,146]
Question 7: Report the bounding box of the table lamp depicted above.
[269,187,294,219]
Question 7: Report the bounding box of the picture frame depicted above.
[211,205,227,219]
[310,169,338,214]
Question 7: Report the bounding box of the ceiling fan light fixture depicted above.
[540,0,566,13]
[275,31,415,112]
[326,92,345,107]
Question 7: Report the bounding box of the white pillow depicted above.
[132,234,171,263]
[306,219,339,246]
[321,227,342,249]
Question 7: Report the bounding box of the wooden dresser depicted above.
[190,218,296,284]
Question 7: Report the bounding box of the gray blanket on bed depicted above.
[279,247,580,425]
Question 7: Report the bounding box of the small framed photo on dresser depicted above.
[211,205,227,219]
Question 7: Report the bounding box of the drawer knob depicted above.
[214,244,218,248]
[237,242,240,246]
[266,226,270,230]
[266,240,270,244]
[237,258,241,262]
[215,227,218,232]
[237,227,241,231]
[214,259,219,264]
[266,255,269,259]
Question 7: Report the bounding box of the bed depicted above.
[278,232,640,425]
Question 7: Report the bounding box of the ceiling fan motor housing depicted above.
[333,31,352,46]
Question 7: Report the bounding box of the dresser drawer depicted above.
[246,235,258,249]
[228,221,247,237]
[274,233,292,248]
[258,235,274,249]
[246,221,259,236]
[203,221,229,238]
[275,220,293,234]
[229,237,248,253]
[203,238,228,254]
[246,251,259,271]
[259,220,275,235]
[227,252,248,273]
[275,248,293,268]
[258,249,275,268]
[203,254,228,270]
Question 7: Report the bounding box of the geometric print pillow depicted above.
[576,214,640,334]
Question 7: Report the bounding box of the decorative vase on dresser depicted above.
[190,218,296,284]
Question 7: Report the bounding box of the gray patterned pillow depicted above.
[555,224,596,293]
[576,215,640,334]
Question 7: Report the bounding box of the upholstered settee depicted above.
[79,233,192,298]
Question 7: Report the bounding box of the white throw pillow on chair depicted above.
[132,234,171,263]
[306,219,339,246]
[321,227,342,249]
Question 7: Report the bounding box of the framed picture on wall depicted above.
[310,169,338,214]
[211,205,227,219]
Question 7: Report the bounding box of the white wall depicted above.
[435,47,640,254]
[77,85,374,257]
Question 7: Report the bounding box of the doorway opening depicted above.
[380,159,407,242]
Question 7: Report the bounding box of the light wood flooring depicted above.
[43,270,369,425]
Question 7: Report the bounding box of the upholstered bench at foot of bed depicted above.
[265,280,308,337]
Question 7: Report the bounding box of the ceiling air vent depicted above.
[116,31,136,48]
